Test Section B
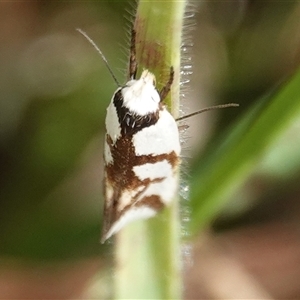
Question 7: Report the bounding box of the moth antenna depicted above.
[76,28,120,87]
[176,103,239,121]
[129,29,138,80]
[160,67,174,101]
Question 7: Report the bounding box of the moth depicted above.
[77,29,238,243]
[102,32,181,243]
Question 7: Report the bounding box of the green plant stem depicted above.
[114,1,187,299]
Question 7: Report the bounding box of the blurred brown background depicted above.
[1,1,300,298]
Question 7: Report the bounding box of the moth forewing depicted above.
[101,69,180,243]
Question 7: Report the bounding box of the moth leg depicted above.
[129,29,138,80]
[159,66,174,102]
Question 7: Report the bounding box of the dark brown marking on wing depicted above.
[136,195,164,210]
[113,89,163,136]
[109,179,166,226]
[105,134,179,189]
[102,132,179,240]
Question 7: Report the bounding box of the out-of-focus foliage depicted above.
[0,0,300,268]
[0,1,130,259]
[188,2,300,233]
[2,1,300,299]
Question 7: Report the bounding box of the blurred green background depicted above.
[0,2,128,260]
[1,1,300,298]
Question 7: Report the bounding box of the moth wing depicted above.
[101,183,157,243]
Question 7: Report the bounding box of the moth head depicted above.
[121,70,160,116]
[141,69,156,86]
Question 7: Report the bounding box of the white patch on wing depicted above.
[103,206,156,241]
[104,138,113,164]
[105,97,121,143]
[117,186,145,211]
[121,70,160,116]
[104,179,114,206]
[139,175,178,205]
[133,109,181,156]
[133,160,172,181]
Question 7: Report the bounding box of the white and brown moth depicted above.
[102,30,180,243]
[77,28,238,243]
